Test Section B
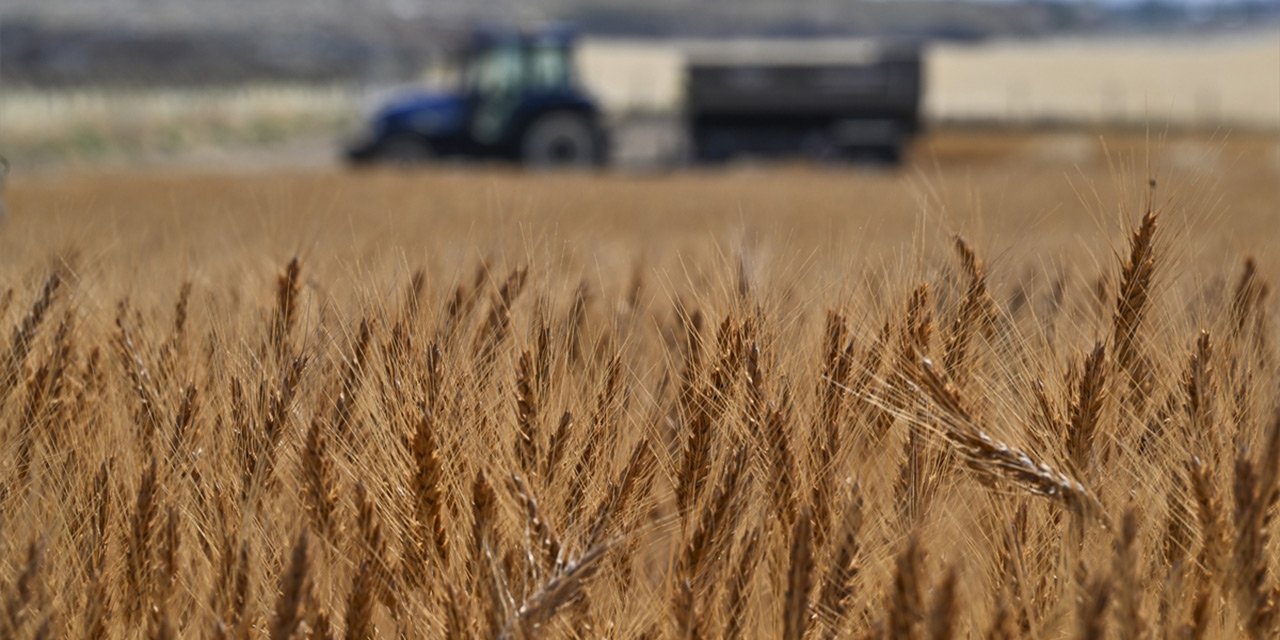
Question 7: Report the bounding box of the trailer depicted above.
[683,40,922,164]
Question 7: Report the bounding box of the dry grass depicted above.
[0,135,1278,638]
[0,85,357,165]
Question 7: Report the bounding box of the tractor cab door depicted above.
[465,43,525,147]
[465,38,577,149]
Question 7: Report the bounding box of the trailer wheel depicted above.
[870,144,904,166]
[800,132,842,164]
[521,113,602,168]
[847,144,904,167]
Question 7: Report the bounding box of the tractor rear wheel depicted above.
[520,113,603,169]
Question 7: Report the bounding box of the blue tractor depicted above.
[345,27,608,168]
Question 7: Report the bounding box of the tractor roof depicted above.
[467,24,578,51]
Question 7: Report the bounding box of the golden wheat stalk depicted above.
[906,355,1103,518]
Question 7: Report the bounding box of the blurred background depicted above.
[1,0,1277,170]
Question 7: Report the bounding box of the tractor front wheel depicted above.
[374,133,433,166]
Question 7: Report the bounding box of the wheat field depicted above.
[0,133,1278,638]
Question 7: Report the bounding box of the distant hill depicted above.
[0,0,1059,35]
[2,0,1277,87]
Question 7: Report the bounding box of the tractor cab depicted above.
[346,26,607,167]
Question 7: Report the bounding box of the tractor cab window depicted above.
[466,45,524,96]
[528,46,572,90]
[466,41,574,97]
